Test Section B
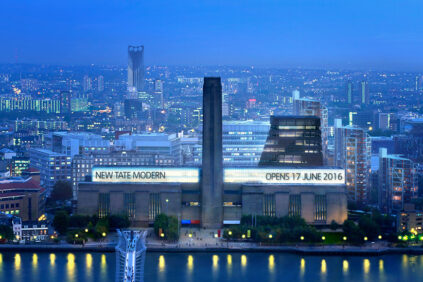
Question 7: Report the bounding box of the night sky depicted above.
[1,0,423,70]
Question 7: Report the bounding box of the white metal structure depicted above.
[115,230,147,282]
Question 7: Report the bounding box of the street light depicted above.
[378,235,382,240]
[268,234,273,239]
[300,236,304,241]
[321,236,325,241]
[242,234,246,239]
[343,236,347,241]
[75,234,79,238]
[160,233,165,238]
[85,228,89,233]
[228,231,232,236]
[102,232,106,237]
[364,237,368,241]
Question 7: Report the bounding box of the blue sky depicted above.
[1,0,423,70]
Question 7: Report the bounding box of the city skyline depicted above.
[1,1,423,70]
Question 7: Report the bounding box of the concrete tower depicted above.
[201,77,223,228]
[128,45,145,92]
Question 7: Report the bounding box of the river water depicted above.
[0,252,422,281]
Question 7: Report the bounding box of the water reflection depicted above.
[300,258,305,277]
[100,254,107,278]
[321,259,327,274]
[187,255,193,272]
[241,255,247,269]
[343,260,349,274]
[212,255,219,270]
[50,253,55,266]
[226,254,232,276]
[379,259,384,272]
[32,253,38,266]
[86,254,93,269]
[363,259,370,274]
[14,253,21,271]
[67,253,75,279]
[159,255,165,272]
[268,255,275,273]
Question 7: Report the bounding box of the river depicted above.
[0,252,421,281]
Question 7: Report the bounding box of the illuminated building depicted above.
[97,75,104,92]
[334,119,371,204]
[45,132,110,158]
[293,92,329,165]
[0,96,60,114]
[259,116,323,167]
[378,148,417,213]
[77,77,347,227]
[128,45,145,92]
[360,80,369,105]
[29,148,71,190]
[346,80,353,104]
[82,75,92,92]
[12,218,49,242]
[154,79,164,109]
[397,204,423,233]
[192,120,270,167]
[0,177,45,221]
[10,157,30,176]
[71,151,175,200]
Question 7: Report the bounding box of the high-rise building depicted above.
[154,79,164,109]
[192,120,270,167]
[60,91,71,114]
[259,116,323,167]
[378,148,417,213]
[128,45,145,92]
[29,148,72,190]
[293,92,329,165]
[334,119,371,204]
[82,75,92,92]
[360,80,369,105]
[97,75,104,92]
[201,77,223,228]
[346,81,353,104]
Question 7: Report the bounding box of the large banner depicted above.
[92,167,345,185]
[224,168,345,185]
[92,167,200,183]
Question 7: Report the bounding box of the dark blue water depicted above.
[0,252,422,281]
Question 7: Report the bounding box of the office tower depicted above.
[82,75,92,92]
[393,119,423,163]
[97,75,104,92]
[29,148,72,190]
[192,120,270,167]
[378,148,417,213]
[293,92,329,165]
[346,81,353,104]
[128,45,145,92]
[201,77,223,228]
[360,80,369,105]
[154,79,164,108]
[378,113,391,130]
[259,116,323,167]
[334,119,371,204]
[60,91,71,114]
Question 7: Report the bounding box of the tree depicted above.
[0,225,13,241]
[153,214,179,241]
[342,220,364,244]
[358,215,380,240]
[53,210,69,235]
[50,181,73,202]
[108,214,130,231]
[330,220,340,231]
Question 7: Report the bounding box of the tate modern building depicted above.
[77,78,347,228]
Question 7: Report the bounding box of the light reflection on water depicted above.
[1,252,423,282]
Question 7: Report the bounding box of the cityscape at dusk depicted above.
[1,1,423,281]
